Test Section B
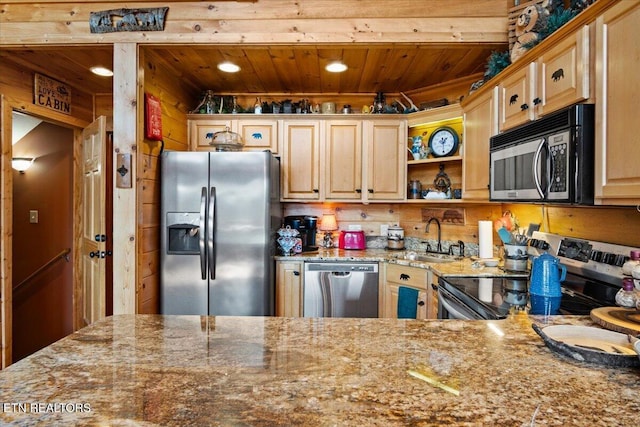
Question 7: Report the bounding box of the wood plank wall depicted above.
[0,1,510,45]
[137,49,199,314]
[286,202,640,249]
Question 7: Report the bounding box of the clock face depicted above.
[428,127,459,157]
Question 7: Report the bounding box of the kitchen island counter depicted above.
[1,314,638,426]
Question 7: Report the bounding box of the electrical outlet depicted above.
[380,224,389,236]
[29,210,38,224]
[348,224,362,231]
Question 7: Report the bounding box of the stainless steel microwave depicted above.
[489,104,595,204]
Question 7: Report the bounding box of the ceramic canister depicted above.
[387,226,405,250]
[321,102,336,114]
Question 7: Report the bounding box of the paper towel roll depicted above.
[478,278,493,302]
[478,221,494,259]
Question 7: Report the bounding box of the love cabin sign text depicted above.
[34,73,71,115]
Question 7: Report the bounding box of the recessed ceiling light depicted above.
[90,66,113,77]
[325,62,348,73]
[217,62,240,73]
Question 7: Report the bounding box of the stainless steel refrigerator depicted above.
[160,150,281,316]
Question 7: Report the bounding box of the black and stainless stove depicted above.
[438,232,639,320]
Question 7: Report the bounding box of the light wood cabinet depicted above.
[188,115,279,153]
[276,260,304,317]
[498,25,590,132]
[498,63,535,131]
[282,117,406,202]
[324,120,363,200]
[364,119,407,202]
[281,120,322,200]
[537,25,590,116]
[462,87,498,201]
[381,264,428,319]
[594,1,640,206]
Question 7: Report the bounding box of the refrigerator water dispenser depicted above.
[167,212,200,254]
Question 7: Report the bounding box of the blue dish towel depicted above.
[397,286,419,319]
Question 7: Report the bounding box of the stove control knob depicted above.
[601,252,616,265]
[614,254,627,267]
[591,250,603,262]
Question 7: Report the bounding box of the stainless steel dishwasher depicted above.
[303,262,379,318]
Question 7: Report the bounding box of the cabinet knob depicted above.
[431,283,438,291]
[368,189,373,194]
[400,273,410,280]
[418,301,425,306]
[313,189,319,193]
[520,103,529,111]
[293,271,300,276]
[533,97,541,105]
[355,189,362,193]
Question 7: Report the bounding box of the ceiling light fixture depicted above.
[12,157,34,173]
[90,66,114,77]
[217,62,240,73]
[325,62,348,73]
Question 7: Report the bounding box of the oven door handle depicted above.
[438,287,485,320]
[533,138,546,198]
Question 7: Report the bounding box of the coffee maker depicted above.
[284,215,318,252]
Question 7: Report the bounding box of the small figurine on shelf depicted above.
[254,97,262,114]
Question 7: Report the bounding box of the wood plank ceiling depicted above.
[0,43,506,96]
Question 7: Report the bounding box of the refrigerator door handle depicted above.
[208,186,216,280]
[199,186,207,280]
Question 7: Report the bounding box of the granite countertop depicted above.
[276,248,529,278]
[1,314,638,426]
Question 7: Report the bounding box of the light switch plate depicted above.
[380,224,389,236]
[29,210,38,224]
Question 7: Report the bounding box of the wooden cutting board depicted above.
[590,307,640,335]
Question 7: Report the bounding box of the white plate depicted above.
[471,256,500,267]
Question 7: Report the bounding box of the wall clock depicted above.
[428,126,459,157]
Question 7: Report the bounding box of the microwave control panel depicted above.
[548,132,569,193]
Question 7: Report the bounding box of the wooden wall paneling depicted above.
[138,49,197,315]
[0,95,14,368]
[0,57,94,123]
[112,42,138,315]
[503,204,640,248]
[0,60,93,126]
[0,1,509,45]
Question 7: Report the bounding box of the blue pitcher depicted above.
[529,253,567,297]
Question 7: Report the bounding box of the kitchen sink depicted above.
[401,252,460,263]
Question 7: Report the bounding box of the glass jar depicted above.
[615,278,638,308]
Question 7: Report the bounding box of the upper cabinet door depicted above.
[281,120,321,200]
[324,120,363,200]
[364,119,407,201]
[189,118,233,151]
[462,87,497,201]
[594,1,640,205]
[236,119,279,153]
[537,25,590,116]
[498,62,536,132]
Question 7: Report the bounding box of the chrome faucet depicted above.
[425,217,442,253]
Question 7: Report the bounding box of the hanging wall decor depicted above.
[89,7,169,33]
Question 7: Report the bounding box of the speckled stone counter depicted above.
[276,248,529,278]
[1,314,638,426]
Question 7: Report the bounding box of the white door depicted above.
[81,116,107,325]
